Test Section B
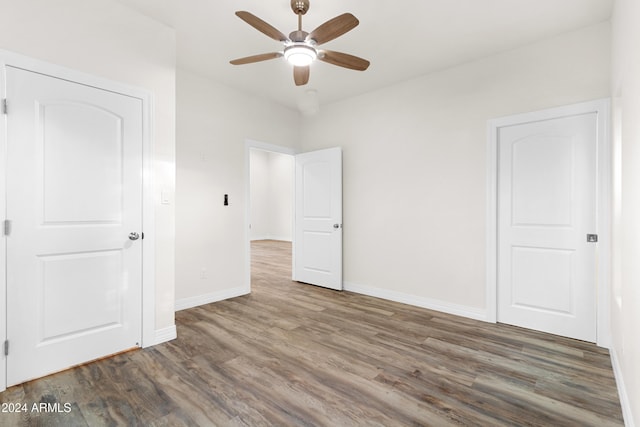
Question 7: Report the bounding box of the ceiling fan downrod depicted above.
[291,0,309,33]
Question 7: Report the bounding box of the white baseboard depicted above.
[610,345,636,427]
[152,325,177,346]
[175,286,249,311]
[250,236,292,242]
[343,281,488,322]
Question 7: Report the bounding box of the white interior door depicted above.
[5,66,143,386]
[293,147,342,290]
[497,113,597,342]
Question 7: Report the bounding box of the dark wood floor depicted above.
[0,240,624,426]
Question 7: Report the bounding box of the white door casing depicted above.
[486,99,611,347]
[5,66,144,386]
[293,147,343,290]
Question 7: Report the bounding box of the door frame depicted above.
[0,51,155,391]
[244,139,297,291]
[486,99,611,348]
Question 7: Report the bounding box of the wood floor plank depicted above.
[0,240,624,426]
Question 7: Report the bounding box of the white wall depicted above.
[270,152,294,241]
[175,69,299,310]
[611,0,640,424]
[250,150,270,240]
[250,150,293,241]
[300,23,611,318]
[0,0,177,336]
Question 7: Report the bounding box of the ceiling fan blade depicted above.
[293,66,310,86]
[308,13,359,46]
[230,52,283,65]
[235,11,288,42]
[319,50,370,71]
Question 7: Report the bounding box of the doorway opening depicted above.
[246,141,296,292]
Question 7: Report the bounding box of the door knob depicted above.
[129,232,140,241]
[333,224,342,229]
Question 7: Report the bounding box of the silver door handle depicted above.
[333,224,342,229]
[129,232,140,241]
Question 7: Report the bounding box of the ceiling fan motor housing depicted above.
[289,30,310,42]
[291,0,310,15]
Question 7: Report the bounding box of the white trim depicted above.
[0,56,7,394]
[245,139,297,156]
[250,236,293,242]
[154,326,177,345]
[244,139,297,292]
[344,282,488,322]
[175,286,249,311]
[486,98,611,347]
[610,345,636,427]
[595,99,612,349]
[485,121,499,324]
[0,50,158,391]
[0,51,153,103]
[141,91,157,349]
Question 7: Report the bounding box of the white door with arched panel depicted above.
[497,112,598,342]
[293,147,342,290]
[5,66,143,386]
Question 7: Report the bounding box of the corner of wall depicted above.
[153,325,177,346]
[610,345,637,427]
[174,286,250,312]
[344,281,488,322]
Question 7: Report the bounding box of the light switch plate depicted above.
[161,190,171,205]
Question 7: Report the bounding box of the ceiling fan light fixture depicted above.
[284,44,317,66]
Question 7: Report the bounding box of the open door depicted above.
[293,147,342,290]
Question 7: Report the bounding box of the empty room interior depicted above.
[0,0,639,425]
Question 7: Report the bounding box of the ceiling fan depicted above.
[230,0,370,86]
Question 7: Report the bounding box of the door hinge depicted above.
[3,220,11,236]
[4,340,8,356]
[1,98,6,115]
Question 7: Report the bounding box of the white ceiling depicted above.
[114,0,613,112]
